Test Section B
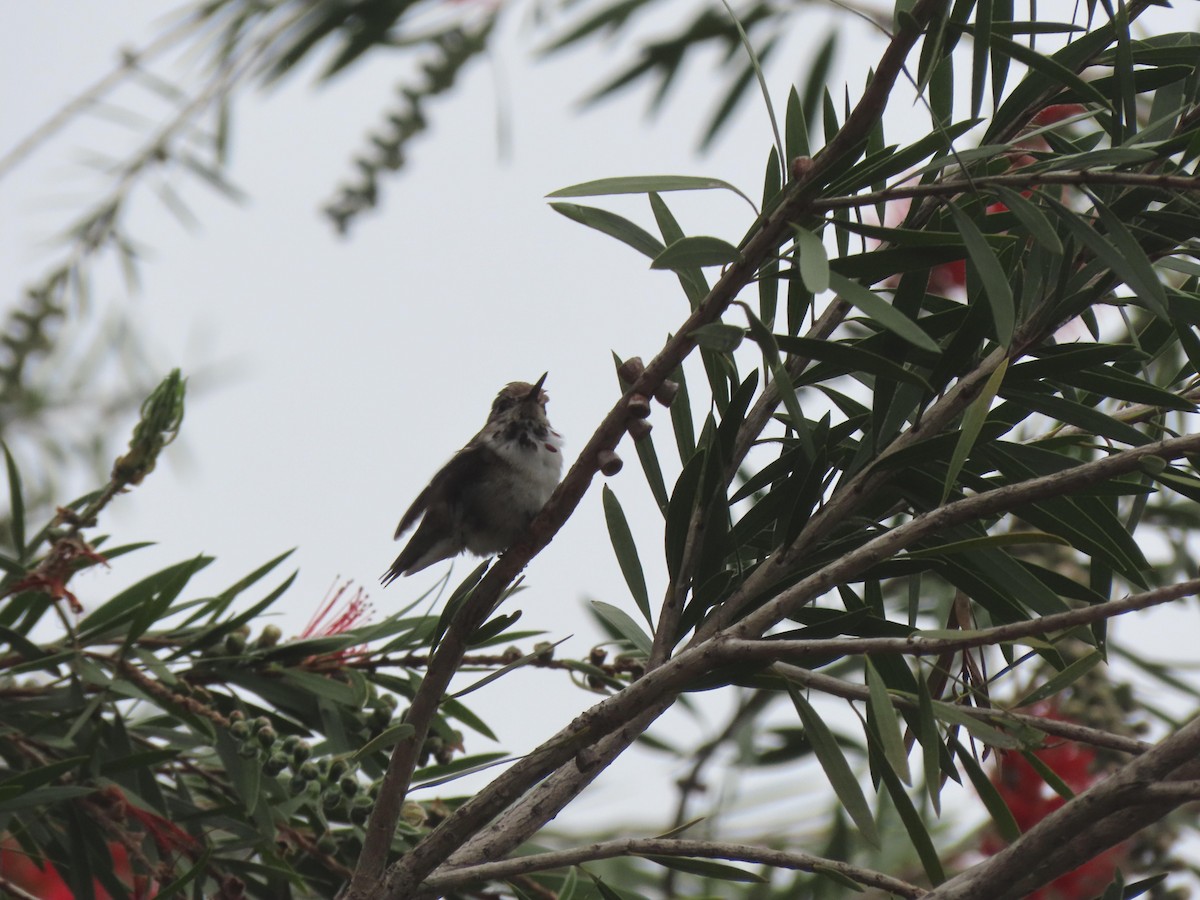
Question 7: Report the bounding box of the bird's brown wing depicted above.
[393,437,490,539]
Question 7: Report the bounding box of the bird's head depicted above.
[487,373,551,426]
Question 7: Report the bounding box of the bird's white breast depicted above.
[494,428,564,504]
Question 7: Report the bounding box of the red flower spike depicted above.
[1031,104,1087,127]
[301,581,372,639]
[980,701,1129,898]
[0,836,149,899]
[298,580,374,664]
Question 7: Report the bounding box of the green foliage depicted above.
[8,1,1200,898]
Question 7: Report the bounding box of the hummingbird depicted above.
[381,374,564,585]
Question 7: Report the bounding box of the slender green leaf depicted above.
[602,487,652,624]
[948,204,1014,346]
[871,741,945,884]
[1017,651,1105,706]
[777,334,931,389]
[651,236,743,270]
[2,443,25,560]
[812,865,868,892]
[412,752,512,788]
[78,558,214,639]
[558,867,579,900]
[590,600,653,656]
[987,33,1111,109]
[917,679,943,814]
[952,740,1020,842]
[453,637,570,699]
[740,304,812,454]
[1044,196,1167,318]
[649,193,708,308]
[943,359,1009,504]
[927,700,1026,749]
[664,452,705,581]
[351,723,418,761]
[970,0,992,118]
[1021,747,1076,801]
[550,202,664,259]
[639,854,766,883]
[828,272,940,353]
[866,659,911,784]
[785,85,809,161]
[906,531,1070,559]
[990,186,1063,254]
[1091,196,1168,318]
[690,323,746,353]
[548,174,755,211]
[793,225,829,292]
[1002,390,1152,446]
[787,686,879,846]
[151,848,211,900]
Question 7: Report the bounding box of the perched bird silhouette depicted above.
[382,374,563,584]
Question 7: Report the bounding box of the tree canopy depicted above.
[3,1,1200,898]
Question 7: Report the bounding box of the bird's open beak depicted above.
[527,372,548,400]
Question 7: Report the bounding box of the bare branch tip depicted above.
[654,379,679,407]
[617,356,645,383]
[597,449,623,476]
[627,394,651,419]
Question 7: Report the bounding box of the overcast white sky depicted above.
[4,0,1200,858]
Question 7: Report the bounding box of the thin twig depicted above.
[729,577,1200,661]
[423,837,926,898]
[773,665,1150,756]
[0,19,194,179]
[813,169,1200,212]
[0,873,43,900]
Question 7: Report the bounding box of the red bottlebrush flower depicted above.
[980,701,1128,898]
[300,581,373,639]
[0,836,151,899]
[929,258,967,292]
[1031,104,1087,127]
[298,580,373,665]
